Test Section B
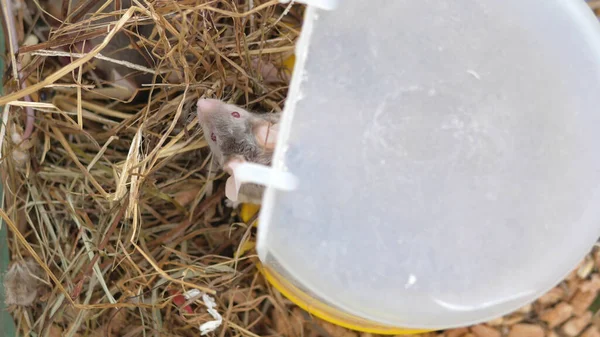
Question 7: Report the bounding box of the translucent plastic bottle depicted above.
[233,0,600,332]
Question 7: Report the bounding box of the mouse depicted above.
[196,98,281,205]
[40,0,155,100]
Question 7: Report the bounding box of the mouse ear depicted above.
[223,156,246,201]
[253,121,279,150]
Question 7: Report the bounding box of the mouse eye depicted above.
[210,132,217,141]
[231,111,240,118]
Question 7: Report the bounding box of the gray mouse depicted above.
[196,98,281,205]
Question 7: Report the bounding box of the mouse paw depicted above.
[225,199,241,209]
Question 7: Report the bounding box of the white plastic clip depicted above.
[230,162,298,192]
[279,0,339,11]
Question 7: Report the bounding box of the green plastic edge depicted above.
[0,15,18,337]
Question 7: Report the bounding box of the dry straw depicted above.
[1,0,302,335]
[5,1,600,337]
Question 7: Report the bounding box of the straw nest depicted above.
[3,0,600,337]
[1,0,303,335]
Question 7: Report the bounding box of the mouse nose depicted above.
[197,98,221,121]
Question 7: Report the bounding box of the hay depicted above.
[1,0,302,335]
[3,0,600,336]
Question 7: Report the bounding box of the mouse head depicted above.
[197,98,280,201]
[197,98,279,162]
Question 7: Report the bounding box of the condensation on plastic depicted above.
[254,0,600,330]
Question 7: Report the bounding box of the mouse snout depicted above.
[196,98,222,121]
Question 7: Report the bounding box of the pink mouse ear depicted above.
[253,121,279,150]
[223,156,246,201]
